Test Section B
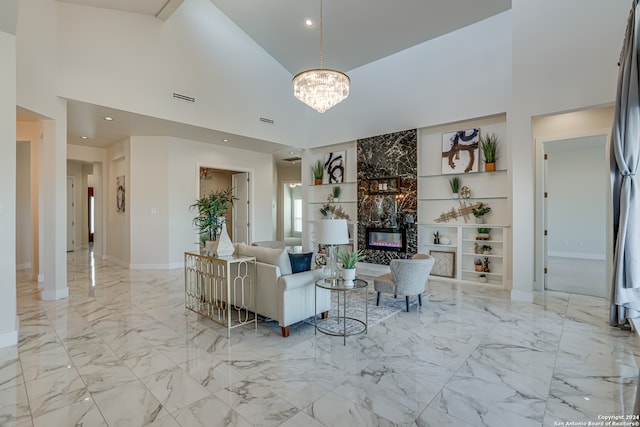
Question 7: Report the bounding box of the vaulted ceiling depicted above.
[51,0,511,160]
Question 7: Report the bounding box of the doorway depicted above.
[282,182,302,248]
[542,135,608,297]
[199,167,251,243]
[67,177,75,252]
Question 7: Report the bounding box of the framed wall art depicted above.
[116,175,126,213]
[429,250,455,278]
[323,151,345,184]
[441,128,479,174]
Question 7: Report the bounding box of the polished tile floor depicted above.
[1,249,639,426]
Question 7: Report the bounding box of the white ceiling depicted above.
[50,0,511,161]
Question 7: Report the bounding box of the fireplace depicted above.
[365,227,406,252]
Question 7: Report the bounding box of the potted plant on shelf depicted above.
[312,160,324,185]
[476,227,492,240]
[478,274,488,283]
[472,203,491,224]
[482,245,492,255]
[338,249,366,287]
[474,258,483,272]
[480,133,499,172]
[190,187,237,256]
[331,186,341,201]
[433,231,440,244]
[449,176,460,198]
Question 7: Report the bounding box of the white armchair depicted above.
[373,254,435,312]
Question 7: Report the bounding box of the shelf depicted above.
[418,196,508,201]
[309,201,357,205]
[461,269,503,277]
[425,244,456,249]
[462,239,504,244]
[418,169,508,178]
[462,252,502,258]
[418,223,511,228]
[308,181,356,187]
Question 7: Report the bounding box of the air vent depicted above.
[172,92,196,103]
[283,157,302,162]
[259,116,275,125]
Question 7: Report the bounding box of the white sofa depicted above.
[235,243,331,337]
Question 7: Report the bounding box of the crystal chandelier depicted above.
[292,0,350,113]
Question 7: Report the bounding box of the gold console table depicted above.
[184,252,257,338]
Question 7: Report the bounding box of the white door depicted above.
[232,172,250,243]
[543,135,607,297]
[67,177,75,252]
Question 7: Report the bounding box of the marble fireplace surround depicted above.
[357,129,418,265]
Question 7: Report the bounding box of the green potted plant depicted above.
[472,203,491,223]
[449,177,460,198]
[338,249,365,287]
[331,186,341,201]
[474,258,483,272]
[312,160,324,185]
[433,231,440,244]
[480,133,499,172]
[477,227,492,240]
[190,187,236,245]
[482,244,492,255]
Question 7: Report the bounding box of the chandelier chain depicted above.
[319,0,323,69]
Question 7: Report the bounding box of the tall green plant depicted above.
[337,249,366,269]
[449,176,460,193]
[312,160,324,181]
[480,133,499,163]
[190,188,236,241]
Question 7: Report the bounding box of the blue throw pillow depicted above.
[288,252,313,274]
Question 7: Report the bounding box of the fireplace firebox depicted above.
[365,227,406,252]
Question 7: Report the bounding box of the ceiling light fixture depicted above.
[292,0,350,113]
[81,136,88,140]
[103,116,113,121]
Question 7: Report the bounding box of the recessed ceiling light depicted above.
[81,136,89,140]
[304,18,314,27]
[104,116,113,121]
[223,139,229,142]
[289,151,295,155]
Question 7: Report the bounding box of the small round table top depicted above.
[315,278,368,291]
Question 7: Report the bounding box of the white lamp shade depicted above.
[316,219,349,245]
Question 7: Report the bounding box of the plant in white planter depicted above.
[190,187,237,256]
[338,249,365,287]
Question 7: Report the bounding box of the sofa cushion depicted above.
[288,252,313,274]
[236,243,292,275]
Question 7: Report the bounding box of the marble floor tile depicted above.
[215,381,299,427]
[173,396,252,427]
[140,366,212,414]
[31,397,107,427]
[23,366,89,418]
[92,380,170,426]
[4,249,640,426]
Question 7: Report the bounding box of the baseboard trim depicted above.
[41,287,69,300]
[0,320,18,349]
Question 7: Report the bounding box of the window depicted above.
[293,198,303,232]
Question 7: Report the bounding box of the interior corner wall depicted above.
[510,0,627,298]
[0,29,17,347]
[106,139,130,266]
[153,137,276,267]
[16,142,31,269]
[129,137,170,268]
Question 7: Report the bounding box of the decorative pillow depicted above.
[288,252,313,274]
[236,243,292,275]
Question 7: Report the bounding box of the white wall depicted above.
[106,139,130,265]
[125,136,275,268]
[55,0,306,147]
[304,11,512,147]
[546,143,605,259]
[510,0,627,299]
[16,142,31,268]
[0,29,17,347]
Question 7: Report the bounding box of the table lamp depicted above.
[316,219,349,284]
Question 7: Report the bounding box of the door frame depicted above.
[196,163,254,244]
[534,128,611,293]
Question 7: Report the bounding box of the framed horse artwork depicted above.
[441,128,480,174]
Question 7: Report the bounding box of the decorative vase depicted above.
[210,219,235,257]
[452,192,459,199]
[440,235,451,245]
[314,179,322,185]
[434,238,440,245]
[475,217,484,224]
[478,275,488,283]
[342,268,356,287]
[475,264,483,272]
[485,162,496,172]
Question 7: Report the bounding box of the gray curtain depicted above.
[610,0,640,327]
